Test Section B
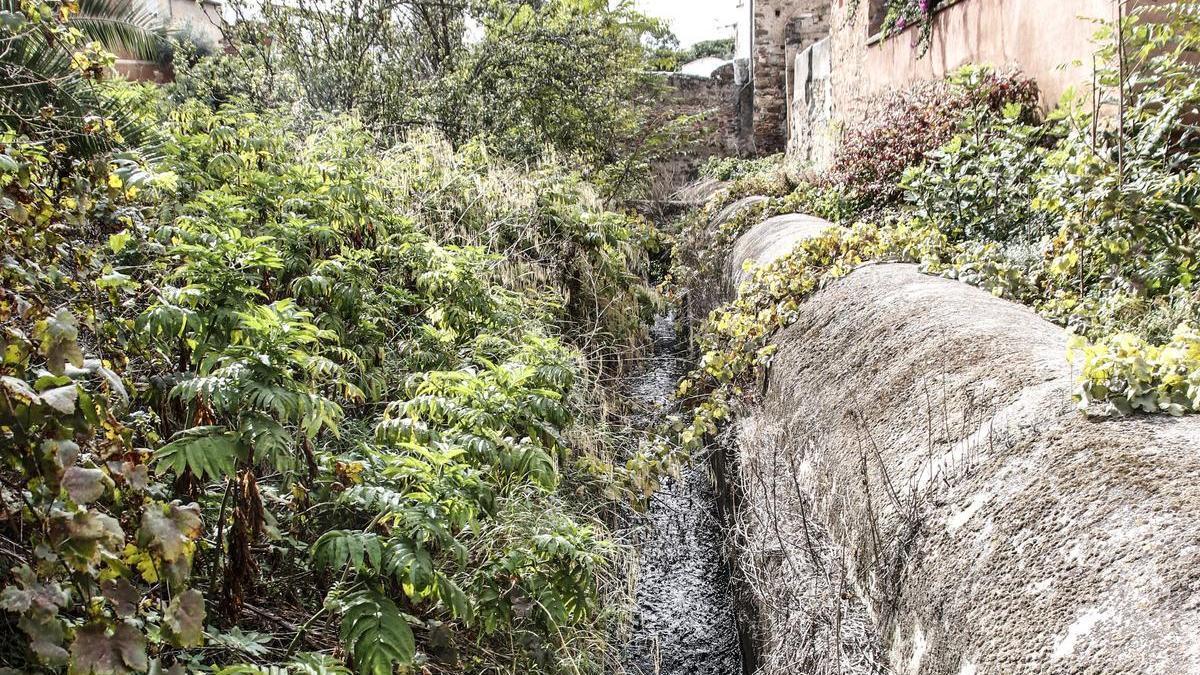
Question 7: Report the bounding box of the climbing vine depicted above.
[847,0,945,54]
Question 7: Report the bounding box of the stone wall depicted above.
[750,0,829,154]
[781,0,832,138]
[786,37,833,164]
[647,66,752,200]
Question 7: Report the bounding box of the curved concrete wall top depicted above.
[713,195,769,227]
[682,195,774,330]
[722,216,1200,674]
[726,213,837,290]
[672,178,729,207]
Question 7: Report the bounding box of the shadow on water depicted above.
[621,312,742,675]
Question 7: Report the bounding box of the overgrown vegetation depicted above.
[669,1,1200,461]
[665,69,1037,312]
[0,1,680,673]
[200,0,673,192]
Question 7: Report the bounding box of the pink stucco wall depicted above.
[860,0,1117,111]
[790,0,1134,165]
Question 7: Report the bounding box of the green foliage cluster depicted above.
[846,0,947,55]
[678,39,734,63]
[823,68,1040,208]
[1,5,663,673]
[671,220,941,456]
[669,4,1200,455]
[901,104,1053,242]
[0,0,164,155]
[699,155,783,182]
[645,38,735,73]
[199,0,672,184]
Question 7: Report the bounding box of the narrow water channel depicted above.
[622,312,742,675]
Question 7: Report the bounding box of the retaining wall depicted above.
[787,0,1124,167]
[713,214,1200,674]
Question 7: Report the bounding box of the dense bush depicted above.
[0,0,164,156]
[0,4,665,671]
[900,104,1053,241]
[700,155,783,182]
[823,67,1038,207]
[208,0,671,179]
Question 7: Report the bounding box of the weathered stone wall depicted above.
[750,0,829,154]
[647,67,752,200]
[715,214,1200,674]
[786,37,833,164]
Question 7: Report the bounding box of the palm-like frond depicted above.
[72,0,169,62]
[0,0,165,157]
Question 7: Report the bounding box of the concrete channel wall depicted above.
[713,215,1200,674]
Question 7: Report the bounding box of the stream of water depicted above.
[622,313,742,675]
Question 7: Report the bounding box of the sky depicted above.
[635,0,740,47]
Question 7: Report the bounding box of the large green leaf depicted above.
[73,0,167,62]
[312,531,383,575]
[137,501,202,564]
[240,413,296,472]
[37,309,84,376]
[338,590,415,674]
[154,426,239,480]
[288,653,353,675]
[62,466,107,504]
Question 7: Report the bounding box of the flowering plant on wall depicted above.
[879,0,943,54]
[847,0,944,52]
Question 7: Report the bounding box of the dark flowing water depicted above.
[622,313,742,675]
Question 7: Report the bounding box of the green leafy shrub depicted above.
[1069,324,1200,416]
[2,70,655,675]
[211,0,671,175]
[901,103,1053,241]
[824,68,1039,206]
[1036,77,1200,337]
[700,155,783,182]
[0,0,164,156]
